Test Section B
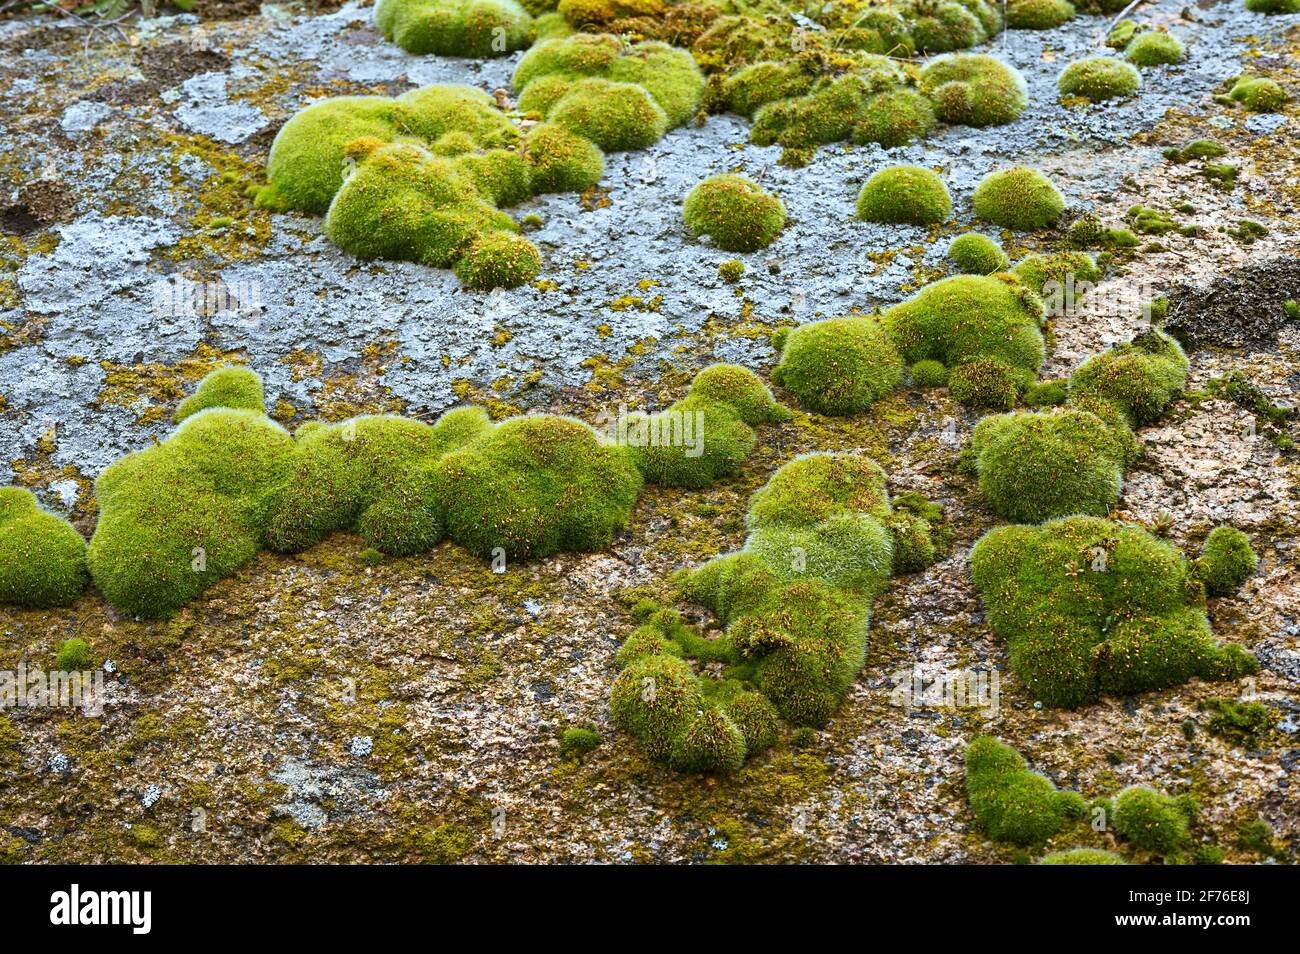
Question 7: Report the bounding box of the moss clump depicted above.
[1039,848,1126,864]
[967,331,1187,522]
[453,231,542,289]
[615,451,934,771]
[971,167,1065,231]
[882,273,1046,382]
[375,0,532,57]
[325,140,528,277]
[1068,329,1189,426]
[1162,139,1227,163]
[947,232,1008,274]
[0,487,88,609]
[1226,76,1289,113]
[523,122,604,193]
[1105,18,1139,49]
[55,637,94,672]
[1126,204,1198,237]
[257,86,603,286]
[682,175,786,252]
[259,85,520,216]
[972,516,1257,707]
[1023,379,1067,407]
[911,359,949,388]
[686,363,790,426]
[1011,251,1101,299]
[513,34,703,148]
[1112,787,1194,855]
[1200,697,1272,747]
[433,415,642,561]
[948,359,1019,410]
[970,407,1131,521]
[771,318,904,416]
[851,88,937,149]
[541,78,668,151]
[718,259,744,283]
[558,725,601,758]
[1236,818,1282,859]
[174,366,263,423]
[1245,0,1300,12]
[919,54,1028,127]
[965,737,1087,846]
[1067,214,1138,249]
[88,404,295,619]
[619,365,785,489]
[1005,0,1075,30]
[855,165,952,225]
[1058,56,1141,103]
[1195,526,1257,596]
[1125,30,1185,67]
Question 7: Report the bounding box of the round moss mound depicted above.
[949,359,1019,410]
[771,318,905,416]
[971,516,1258,708]
[621,396,757,490]
[668,708,747,774]
[452,232,543,289]
[856,165,952,226]
[687,363,790,425]
[324,141,518,273]
[1058,56,1141,103]
[881,273,1046,378]
[965,737,1087,846]
[55,636,94,672]
[971,166,1066,231]
[1196,526,1257,596]
[432,414,642,561]
[1227,76,1289,112]
[174,366,265,423]
[375,0,532,57]
[544,78,668,151]
[947,232,1008,274]
[911,359,949,388]
[512,34,703,145]
[0,488,89,609]
[88,408,296,619]
[1113,787,1192,854]
[682,174,786,252]
[1068,329,1189,426]
[919,54,1029,127]
[1006,0,1075,30]
[1125,31,1185,67]
[523,122,604,193]
[1011,251,1101,299]
[610,653,702,762]
[1039,849,1126,865]
[970,408,1128,522]
[851,89,937,149]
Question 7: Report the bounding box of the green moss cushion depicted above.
[971,516,1258,707]
[0,488,89,609]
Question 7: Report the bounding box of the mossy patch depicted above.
[971,516,1258,708]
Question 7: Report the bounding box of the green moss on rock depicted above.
[771,318,905,416]
[1195,526,1257,596]
[0,487,88,609]
[682,175,786,252]
[375,0,532,57]
[971,167,1065,231]
[1058,56,1141,103]
[947,232,1008,274]
[965,737,1087,846]
[856,165,952,226]
[971,516,1258,707]
[919,54,1029,127]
